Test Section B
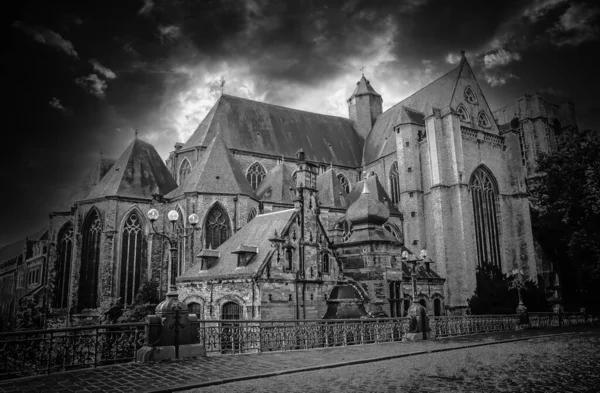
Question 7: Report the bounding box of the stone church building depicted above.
[1,53,576,325]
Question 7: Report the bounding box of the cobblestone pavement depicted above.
[1,327,598,393]
[188,331,600,393]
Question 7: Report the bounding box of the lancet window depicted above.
[79,209,102,310]
[478,111,491,128]
[54,223,73,308]
[337,174,350,194]
[470,166,501,268]
[120,211,147,305]
[464,87,477,104]
[179,159,191,185]
[457,105,469,122]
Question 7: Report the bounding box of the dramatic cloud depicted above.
[445,52,461,64]
[485,73,518,87]
[138,0,154,15]
[13,22,79,58]
[90,59,117,79]
[49,97,66,111]
[483,49,522,68]
[548,3,600,46]
[75,74,108,98]
[157,25,182,42]
[523,0,567,22]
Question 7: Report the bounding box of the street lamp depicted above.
[147,208,200,295]
[401,249,430,304]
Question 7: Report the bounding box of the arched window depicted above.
[464,87,477,104]
[222,301,242,320]
[383,222,402,242]
[205,204,231,249]
[247,208,257,223]
[322,253,330,274]
[477,111,490,128]
[179,158,191,185]
[470,166,501,268]
[78,209,102,311]
[456,104,469,122]
[434,298,442,316]
[246,162,266,190]
[419,298,427,310]
[337,174,350,194]
[341,220,352,242]
[120,211,147,305]
[389,162,400,205]
[54,223,73,308]
[188,302,202,319]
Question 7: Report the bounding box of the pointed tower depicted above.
[348,75,383,140]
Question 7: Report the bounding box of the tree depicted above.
[529,128,600,308]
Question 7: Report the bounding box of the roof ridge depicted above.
[221,94,352,122]
[379,62,462,117]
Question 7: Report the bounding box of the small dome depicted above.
[345,179,389,226]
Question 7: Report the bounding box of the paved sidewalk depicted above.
[0,326,597,393]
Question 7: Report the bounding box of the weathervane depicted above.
[359,60,365,76]
[135,128,138,138]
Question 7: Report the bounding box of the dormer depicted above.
[232,244,258,267]
[197,248,220,270]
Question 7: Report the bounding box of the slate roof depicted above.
[55,157,115,211]
[255,161,296,204]
[347,175,399,215]
[179,209,297,281]
[316,168,350,209]
[363,60,463,165]
[167,135,258,200]
[87,138,177,200]
[182,95,363,167]
[350,75,381,98]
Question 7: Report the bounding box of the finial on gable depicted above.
[460,49,466,57]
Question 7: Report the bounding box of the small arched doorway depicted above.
[221,301,242,353]
[434,298,442,317]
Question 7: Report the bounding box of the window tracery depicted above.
[79,209,102,311]
[464,87,477,104]
[54,223,73,308]
[478,111,491,128]
[120,211,146,305]
[246,162,266,190]
[470,166,501,268]
[389,162,400,205]
[456,105,469,122]
[179,159,191,185]
[205,204,231,249]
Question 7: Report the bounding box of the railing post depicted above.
[47,330,53,375]
[94,327,99,368]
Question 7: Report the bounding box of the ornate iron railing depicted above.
[0,312,598,379]
[0,323,145,380]
[198,318,411,355]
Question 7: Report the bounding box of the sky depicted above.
[2,0,600,248]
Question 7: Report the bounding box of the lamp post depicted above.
[147,208,200,296]
[401,249,429,304]
[508,268,528,325]
[400,249,431,340]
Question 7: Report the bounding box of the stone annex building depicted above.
[0,54,578,326]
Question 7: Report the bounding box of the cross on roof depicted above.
[134,128,138,138]
[220,76,226,95]
[359,61,365,76]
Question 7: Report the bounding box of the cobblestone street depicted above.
[1,327,599,393]
[189,331,600,393]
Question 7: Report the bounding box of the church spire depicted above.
[347,73,383,140]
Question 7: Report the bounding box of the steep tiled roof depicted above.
[316,168,350,209]
[167,136,257,199]
[255,162,296,204]
[55,157,115,211]
[87,138,177,200]
[347,175,399,215]
[363,62,463,165]
[182,95,363,167]
[179,209,297,280]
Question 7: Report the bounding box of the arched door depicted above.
[221,301,242,353]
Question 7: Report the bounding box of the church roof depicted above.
[86,138,177,200]
[182,95,363,168]
[349,75,381,99]
[167,135,257,200]
[316,168,350,209]
[178,209,297,281]
[346,180,390,227]
[363,61,463,165]
[55,157,115,212]
[347,174,399,215]
[255,161,296,204]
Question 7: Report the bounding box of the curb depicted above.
[145,329,589,393]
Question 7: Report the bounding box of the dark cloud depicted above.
[12,21,79,58]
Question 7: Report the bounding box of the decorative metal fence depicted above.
[0,323,145,380]
[198,318,411,355]
[0,312,597,379]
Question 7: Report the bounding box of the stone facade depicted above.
[2,53,570,326]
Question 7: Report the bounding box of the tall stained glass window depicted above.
[470,166,501,268]
[54,223,73,308]
[79,209,102,310]
[120,212,146,305]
